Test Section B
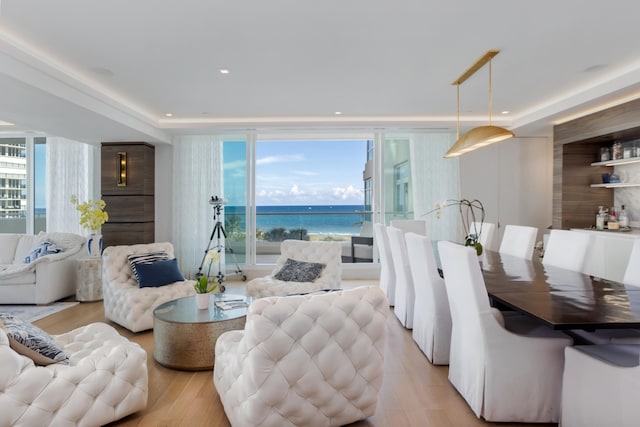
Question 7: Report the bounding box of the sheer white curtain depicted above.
[172,135,222,278]
[409,132,461,243]
[46,138,97,234]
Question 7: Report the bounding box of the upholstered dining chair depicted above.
[472,221,497,252]
[389,219,427,235]
[246,239,342,298]
[373,223,395,305]
[386,226,415,328]
[623,238,640,286]
[438,241,572,423]
[214,286,388,427]
[542,229,592,272]
[561,344,640,427]
[498,225,538,259]
[405,232,451,365]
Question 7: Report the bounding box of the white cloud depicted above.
[256,154,305,165]
[290,184,305,196]
[332,185,363,200]
[292,170,318,176]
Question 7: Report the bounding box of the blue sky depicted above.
[224,139,367,206]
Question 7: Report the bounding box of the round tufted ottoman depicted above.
[153,294,248,370]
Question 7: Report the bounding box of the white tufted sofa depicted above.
[246,240,342,298]
[102,242,195,333]
[0,322,148,426]
[214,286,388,427]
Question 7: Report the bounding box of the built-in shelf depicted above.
[591,158,640,167]
[590,183,640,188]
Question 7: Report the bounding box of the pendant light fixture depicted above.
[445,50,514,158]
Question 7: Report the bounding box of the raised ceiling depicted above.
[1,0,640,143]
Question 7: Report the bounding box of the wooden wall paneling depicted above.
[554,98,640,145]
[102,143,154,196]
[102,222,155,248]
[101,142,155,247]
[553,98,640,229]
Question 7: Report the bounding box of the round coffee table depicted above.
[153,294,249,371]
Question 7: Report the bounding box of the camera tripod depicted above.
[196,198,246,293]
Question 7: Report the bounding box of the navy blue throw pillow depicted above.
[135,258,185,288]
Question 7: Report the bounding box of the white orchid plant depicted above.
[429,198,486,255]
[194,249,220,294]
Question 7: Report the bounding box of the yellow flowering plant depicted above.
[70,195,109,232]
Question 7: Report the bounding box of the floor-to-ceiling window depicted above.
[0,136,45,234]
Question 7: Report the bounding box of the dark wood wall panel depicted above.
[102,195,154,222]
[101,142,155,247]
[102,222,154,248]
[553,98,640,229]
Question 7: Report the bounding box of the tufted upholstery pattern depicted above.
[102,242,195,332]
[214,286,388,427]
[246,240,342,298]
[0,322,148,426]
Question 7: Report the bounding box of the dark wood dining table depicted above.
[477,250,640,330]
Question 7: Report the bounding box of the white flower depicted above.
[205,249,220,266]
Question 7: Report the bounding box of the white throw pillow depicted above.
[0,234,20,264]
[13,233,46,264]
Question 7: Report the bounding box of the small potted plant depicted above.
[194,250,220,309]
[194,276,218,309]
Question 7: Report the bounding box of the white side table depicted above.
[76,257,103,302]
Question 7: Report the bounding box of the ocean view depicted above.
[225,205,368,236]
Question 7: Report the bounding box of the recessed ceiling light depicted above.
[165,113,173,117]
[501,110,510,115]
[335,111,342,115]
[219,69,230,74]
[0,120,14,126]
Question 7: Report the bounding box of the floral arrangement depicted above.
[429,198,486,255]
[194,250,220,294]
[70,195,109,232]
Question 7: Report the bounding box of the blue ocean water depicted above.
[225,205,367,236]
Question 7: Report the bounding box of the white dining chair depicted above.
[389,219,427,236]
[624,238,640,286]
[471,221,497,252]
[373,223,395,306]
[542,229,591,272]
[437,241,571,422]
[576,238,640,344]
[386,226,415,328]
[405,232,451,365]
[561,344,640,427]
[499,225,538,259]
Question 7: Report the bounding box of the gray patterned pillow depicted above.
[274,258,325,282]
[0,313,69,366]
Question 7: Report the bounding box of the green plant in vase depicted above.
[194,249,220,294]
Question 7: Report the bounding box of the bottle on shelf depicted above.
[608,206,619,230]
[619,205,630,229]
[596,206,606,230]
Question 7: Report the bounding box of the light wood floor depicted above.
[34,281,557,427]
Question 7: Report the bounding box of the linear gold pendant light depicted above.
[445,50,515,158]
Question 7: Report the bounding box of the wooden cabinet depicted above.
[101,142,154,247]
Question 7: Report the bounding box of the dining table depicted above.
[473,249,640,330]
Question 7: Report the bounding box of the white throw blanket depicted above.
[0,232,85,279]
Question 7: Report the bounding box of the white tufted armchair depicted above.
[214,286,388,427]
[0,322,148,426]
[102,242,195,332]
[246,240,342,298]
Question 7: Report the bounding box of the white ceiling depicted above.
[1,0,640,143]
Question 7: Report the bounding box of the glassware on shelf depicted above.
[612,141,623,160]
[619,205,630,229]
[600,147,611,162]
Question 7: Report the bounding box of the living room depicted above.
[2,1,640,426]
